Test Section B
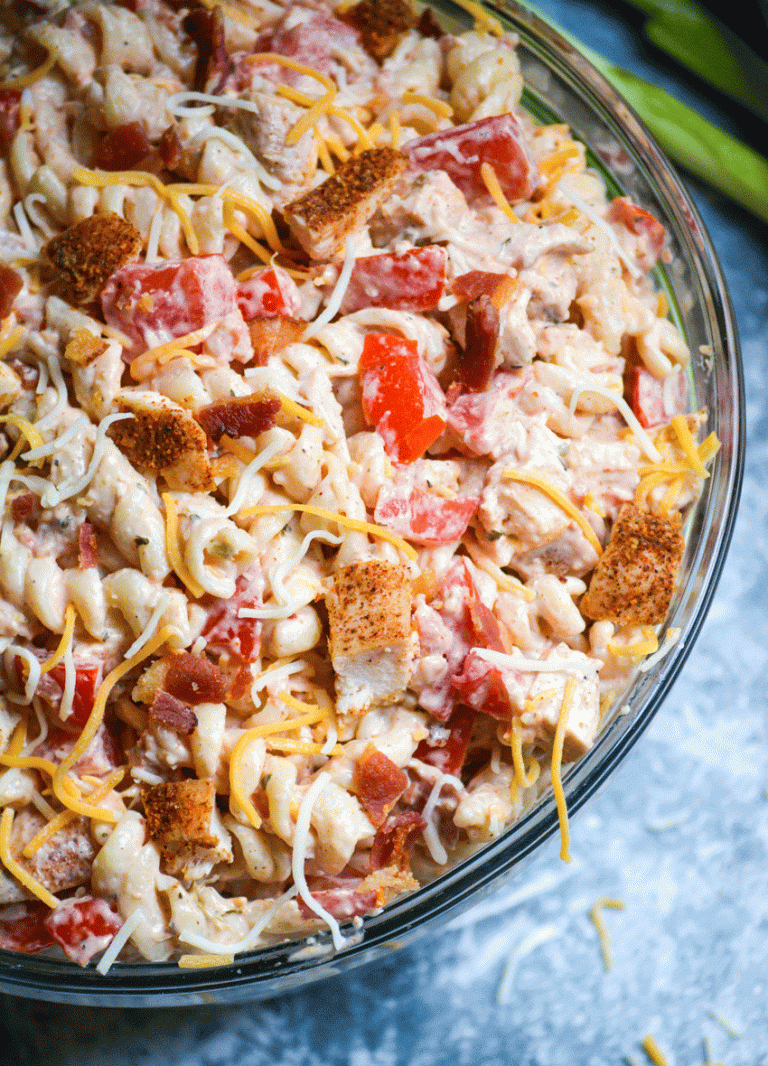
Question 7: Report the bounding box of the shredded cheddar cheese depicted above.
[39,605,77,675]
[641,1035,671,1066]
[388,112,402,150]
[0,45,57,91]
[501,469,603,556]
[551,677,577,863]
[670,414,708,477]
[450,0,503,35]
[276,391,323,427]
[0,324,25,360]
[22,768,125,859]
[178,953,235,968]
[588,897,625,971]
[402,92,454,119]
[480,163,521,224]
[162,493,206,599]
[0,808,59,909]
[609,626,659,659]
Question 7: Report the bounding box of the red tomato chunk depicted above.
[358,333,447,464]
[47,662,101,728]
[374,485,478,546]
[0,902,54,955]
[237,266,301,320]
[202,573,262,662]
[626,363,686,429]
[607,197,665,270]
[92,121,151,172]
[44,895,123,966]
[101,255,237,352]
[403,114,539,203]
[339,246,446,314]
[254,12,361,80]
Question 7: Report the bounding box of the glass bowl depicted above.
[0,0,743,1006]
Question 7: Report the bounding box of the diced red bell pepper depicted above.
[414,705,475,776]
[607,197,665,270]
[237,266,301,321]
[101,255,237,352]
[44,895,123,966]
[626,363,686,429]
[358,333,447,464]
[374,485,478,546]
[340,246,446,315]
[0,902,54,955]
[403,114,539,203]
[0,89,22,152]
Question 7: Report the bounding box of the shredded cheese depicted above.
[475,647,598,676]
[238,502,418,561]
[276,391,323,427]
[496,924,562,1004]
[39,604,77,675]
[637,626,681,673]
[609,626,659,659]
[177,884,299,956]
[0,45,57,91]
[291,772,346,950]
[0,808,58,908]
[162,493,206,598]
[95,907,147,975]
[670,414,707,477]
[480,163,521,225]
[23,768,124,859]
[463,536,534,600]
[641,1035,671,1066]
[588,897,625,971]
[0,412,44,455]
[178,953,235,968]
[129,322,218,379]
[303,233,358,341]
[388,112,402,150]
[501,468,603,556]
[450,0,504,36]
[229,729,266,831]
[0,324,24,359]
[401,92,453,119]
[197,0,261,31]
[551,677,577,863]
[41,412,133,508]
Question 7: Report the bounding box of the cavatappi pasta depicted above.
[0,0,717,967]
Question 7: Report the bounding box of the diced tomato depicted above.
[44,895,123,966]
[414,705,475,776]
[92,121,152,172]
[626,363,687,429]
[403,114,539,203]
[101,255,237,353]
[358,333,447,464]
[451,648,513,720]
[0,89,22,152]
[296,887,380,921]
[607,197,665,270]
[47,663,101,727]
[33,723,119,776]
[253,12,362,81]
[339,246,446,315]
[0,903,54,955]
[236,266,301,320]
[374,484,478,546]
[202,572,262,662]
[0,263,23,319]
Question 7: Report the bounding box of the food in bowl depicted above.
[0,0,719,970]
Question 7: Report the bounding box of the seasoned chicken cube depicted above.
[581,503,684,625]
[43,213,142,306]
[143,778,232,880]
[327,560,414,715]
[519,655,600,762]
[284,147,406,260]
[342,0,415,61]
[107,391,213,492]
[227,91,318,201]
[9,809,95,894]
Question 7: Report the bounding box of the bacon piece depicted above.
[92,121,152,172]
[164,652,228,705]
[78,521,98,569]
[10,493,38,525]
[371,811,425,871]
[158,124,183,172]
[339,246,446,315]
[374,486,478,547]
[0,89,22,153]
[451,270,507,302]
[44,895,122,967]
[0,902,54,954]
[248,316,305,366]
[297,887,380,921]
[150,689,198,734]
[183,6,227,92]
[0,264,22,319]
[451,649,512,720]
[352,743,408,826]
[458,293,498,392]
[417,7,443,38]
[414,706,475,776]
[196,393,281,443]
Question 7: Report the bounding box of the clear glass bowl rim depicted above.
[0,0,744,1006]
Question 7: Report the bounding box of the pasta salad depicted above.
[0,0,718,969]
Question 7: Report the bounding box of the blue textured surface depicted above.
[5,3,768,1062]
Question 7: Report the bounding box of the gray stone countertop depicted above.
[4,2,768,1063]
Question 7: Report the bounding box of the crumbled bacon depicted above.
[182,6,227,92]
[296,887,380,921]
[158,124,183,173]
[10,493,39,525]
[370,811,425,871]
[247,317,305,366]
[414,706,475,776]
[78,521,98,569]
[92,121,152,172]
[417,6,443,38]
[0,264,22,319]
[451,270,506,302]
[0,89,22,153]
[164,652,228,705]
[196,394,281,443]
[458,294,498,392]
[352,743,408,826]
[150,689,198,734]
